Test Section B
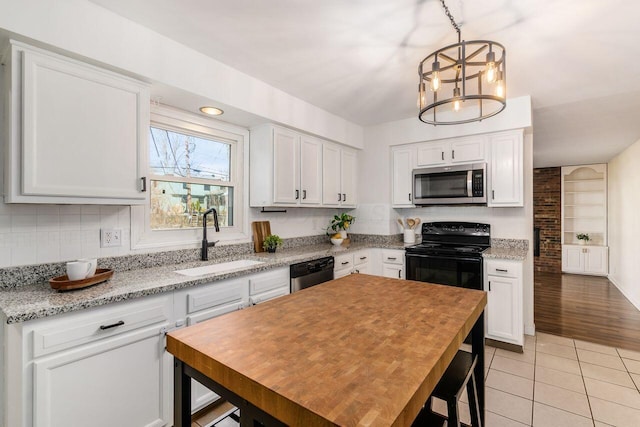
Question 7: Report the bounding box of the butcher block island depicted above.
[167,275,487,427]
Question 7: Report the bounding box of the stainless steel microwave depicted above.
[412,163,487,205]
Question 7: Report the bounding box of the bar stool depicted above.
[412,350,481,427]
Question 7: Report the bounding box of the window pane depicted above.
[150,180,233,230]
[149,127,231,181]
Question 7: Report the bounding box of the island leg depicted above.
[471,311,485,426]
[174,359,192,427]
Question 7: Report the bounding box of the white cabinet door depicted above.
[450,136,486,163]
[272,127,300,204]
[488,130,524,207]
[584,246,608,275]
[416,141,448,166]
[33,324,171,427]
[562,245,585,273]
[341,148,358,207]
[322,143,342,206]
[392,147,416,207]
[299,135,322,205]
[382,264,404,279]
[484,259,523,346]
[7,42,149,204]
[486,275,519,343]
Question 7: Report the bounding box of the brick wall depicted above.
[533,167,562,273]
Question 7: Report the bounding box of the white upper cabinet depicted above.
[391,146,416,207]
[416,135,487,167]
[322,142,357,207]
[488,129,524,207]
[250,124,355,208]
[250,124,323,207]
[3,41,149,204]
[299,135,323,205]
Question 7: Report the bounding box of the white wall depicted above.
[608,138,640,309]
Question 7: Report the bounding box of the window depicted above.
[131,105,248,250]
[148,126,234,229]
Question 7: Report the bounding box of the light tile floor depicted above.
[433,333,640,426]
[196,332,640,426]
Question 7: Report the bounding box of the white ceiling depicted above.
[89,0,640,167]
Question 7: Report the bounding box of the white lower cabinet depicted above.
[562,245,608,276]
[381,249,405,279]
[484,259,524,347]
[5,294,174,427]
[334,250,372,277]
[248,268,290,305]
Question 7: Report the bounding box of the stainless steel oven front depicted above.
[412,163,486,205]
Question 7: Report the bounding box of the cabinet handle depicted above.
[387,257,397,260]
[140,177,147,192]
[488,281,491,291]
[355,269,360,273]
[99,320,125,330]
[492,190,495,200]
[360,256,367,260]
[452,150,455,159]
[302,190,307,199]
[343,193,347,202]
[338,193,342,201]
[409,192,412,201]
[398,270,401,279]
[342,261,350,265]
[496,268,508,272]
[441,151,444,161]
[295,190,299,200]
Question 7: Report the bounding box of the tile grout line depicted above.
[576,347,597,427]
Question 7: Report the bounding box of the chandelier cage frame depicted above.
[418,16,507,125]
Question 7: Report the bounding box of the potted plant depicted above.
[576,233,590,245]
[263,234,283,253]
[328,213,356,239]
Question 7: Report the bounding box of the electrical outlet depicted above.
[101,228,122,248]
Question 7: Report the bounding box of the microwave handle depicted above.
[467,170,473,197]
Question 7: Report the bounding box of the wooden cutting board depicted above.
[252,221,272,253]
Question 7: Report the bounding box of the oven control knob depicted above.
[458,226,464,232]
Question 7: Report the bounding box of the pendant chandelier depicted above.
[418,0,506,125]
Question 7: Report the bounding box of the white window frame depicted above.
[131,104,249,250]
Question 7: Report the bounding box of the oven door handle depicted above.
[405,252,483,264]
[467,170,473,197]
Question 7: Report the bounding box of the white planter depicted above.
[339,230,347,239]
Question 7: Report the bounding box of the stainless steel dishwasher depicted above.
[290,256,335,292]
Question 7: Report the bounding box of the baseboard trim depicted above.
[608,275,640,311]
[486,338,524,353]
[525,324,536,336]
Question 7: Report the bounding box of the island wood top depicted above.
[167,274,487,426]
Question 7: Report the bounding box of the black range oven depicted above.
[405,222,490,290]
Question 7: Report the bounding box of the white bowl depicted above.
[330,238,344,246]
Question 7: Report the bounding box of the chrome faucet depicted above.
[201,208,220,261]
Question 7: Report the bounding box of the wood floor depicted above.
[535,272,640,352]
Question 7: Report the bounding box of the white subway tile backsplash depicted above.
[80,206,101,215]
[0,215,10,233]
[59,205,82,214]
[37,214,60,232]
[81,214,100,230]
[36,205,60,215]
[11,215,37,232]
[60,214,82,230]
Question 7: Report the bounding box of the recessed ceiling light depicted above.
[199,106,224,116]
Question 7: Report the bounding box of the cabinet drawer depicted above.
[187,278,246,314]
[250,287,289,305]
[354,250,371,266]
[186,301,244,326]
[249,268,289,295]
[32,295,171,358]
[334,253,354,270]
[485,261,520,278]
[382,250,404,265]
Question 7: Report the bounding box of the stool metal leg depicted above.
[466,371,482,427]
[447,398,460,427]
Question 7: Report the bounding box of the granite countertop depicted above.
[0,242,406,324]
[482,247,528,261]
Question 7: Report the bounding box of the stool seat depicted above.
[414,350,481,427]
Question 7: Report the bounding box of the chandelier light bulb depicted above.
[453,87,461,112]
[496,72,505,98]
[485,51,497,83]
[430,61,441,92]
[417,83,427,108]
